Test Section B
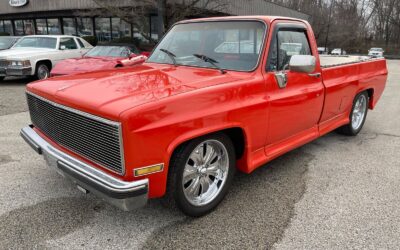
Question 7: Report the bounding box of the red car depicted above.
[21,16,387,217]
[50,43,148,76]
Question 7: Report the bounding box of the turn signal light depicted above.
[134,164,164,177]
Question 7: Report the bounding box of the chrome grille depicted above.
[26,92,125,174]
[0,60,7,68]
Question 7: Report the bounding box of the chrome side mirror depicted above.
[60,45,66,50]
[289,55,316,74]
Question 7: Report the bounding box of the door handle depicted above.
[308,73,321,78]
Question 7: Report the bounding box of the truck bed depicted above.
[320,55,374,68]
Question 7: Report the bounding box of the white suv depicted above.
[0,35,92,81]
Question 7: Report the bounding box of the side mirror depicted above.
[289,55,316,74]
[60,45,66,50]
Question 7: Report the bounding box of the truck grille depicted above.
[26,92,125,174]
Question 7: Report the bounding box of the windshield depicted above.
[148,21,266,71]
[13,37,57,49]
[370,48,383,52]
[0,37,16,50]
[85,46,134,57]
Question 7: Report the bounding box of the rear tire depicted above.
[35,63,50,80]
[0,76,4,81]
[337,91,369,136]
[164,133,236,217]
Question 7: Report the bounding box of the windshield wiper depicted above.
[160,48,177,66]
[193,54,226,74]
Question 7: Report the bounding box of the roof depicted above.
[22,35,80,38]
[217,0,310,20]
[177,15,307,25]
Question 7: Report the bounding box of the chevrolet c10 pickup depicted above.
[21,16,387,217]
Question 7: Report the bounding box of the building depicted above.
[0,0,309,43]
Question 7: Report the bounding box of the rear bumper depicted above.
[20,125,149,211]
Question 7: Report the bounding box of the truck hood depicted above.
[27,63,246,121]
[51,56,124,76]
[0,47,57,60]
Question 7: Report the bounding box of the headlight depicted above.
[8,60,30,67]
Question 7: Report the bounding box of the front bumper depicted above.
[20,125,149,211]
[0,66,32,77]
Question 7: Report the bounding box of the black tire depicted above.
[0,76,4,81]
[35,63,50,80]
[337,91,369,136]
[164,133,236,217]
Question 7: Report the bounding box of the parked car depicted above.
[21,16,387,217]
[331,48,347,55]
[317,47,329,54]
[368,47,384,58]
[0,36,20,50]
[51,43,148,77]
[0,35,92,81]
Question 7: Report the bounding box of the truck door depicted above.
[264,22,324,150]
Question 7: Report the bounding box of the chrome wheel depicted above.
[351,94,367,130]
[182,140,229,206]
[37,64,49,80]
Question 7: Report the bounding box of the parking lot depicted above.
[0,60,399,249]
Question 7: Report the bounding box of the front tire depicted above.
[35,63,50,80]
[165,133,236,217]
[337,91,369,136]
[0,76,4,81]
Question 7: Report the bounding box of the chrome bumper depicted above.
[0,66,32,76]
[20,125,149,211]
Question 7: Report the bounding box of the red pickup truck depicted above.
[21,16,387,217]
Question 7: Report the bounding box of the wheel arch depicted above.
[35,59,53,71]
[366,88,375,109]
[166,126,248,167]
[357,87,375,109]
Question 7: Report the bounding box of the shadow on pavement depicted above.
[143,148,315,249]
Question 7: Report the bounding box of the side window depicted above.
[60,37,78,50]
[76,38,85,48]
[268,29,311,71]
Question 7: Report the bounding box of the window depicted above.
[47,19,61,34]
[60,37,78,50]
[148,21,266,71]
[3,20,13,35]
[14,37,57,49]
[95,17,111,42]
[86,46,132,57]
[111,18,131,40]
[24,20,34,35]
[77,18,93,36]
[14,20,24,35]
[76,38,85,48]
[0,37,17,49]
[0,21,4,33]
[268,29,311,71]
[150,15,159,41]
[36,19,47,34]
[63,18,76,35]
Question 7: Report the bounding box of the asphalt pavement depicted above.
[0,61,399,249]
